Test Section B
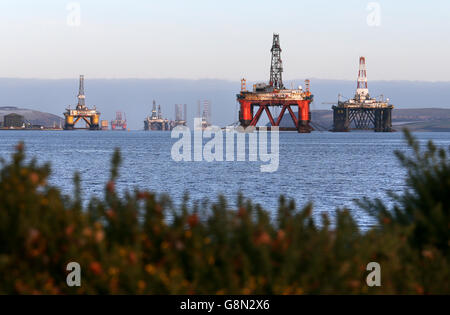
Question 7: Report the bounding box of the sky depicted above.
[0,0,449,81]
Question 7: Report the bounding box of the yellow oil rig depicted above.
[64,75,100,130]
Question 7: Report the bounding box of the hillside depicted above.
[0,106,63,127]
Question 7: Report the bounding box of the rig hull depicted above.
[332,103,393,132]
[237,89,314,133]
[63,108,100,130]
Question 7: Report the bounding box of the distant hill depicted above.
[276,108,450,132]
[397,120,450,132]
[391,108,450,131]
[0,106,63,127]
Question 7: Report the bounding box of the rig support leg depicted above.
[332,106,350,132]
[239,101,252,127]
[297,100,312,133]
[374,108,393,132]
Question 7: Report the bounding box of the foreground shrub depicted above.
[0,131,448,294]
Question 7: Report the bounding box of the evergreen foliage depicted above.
[0,131,448,294]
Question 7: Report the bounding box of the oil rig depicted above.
[332,57,394,132]
[236,34,313,133]
[196,100,211,130]
[111,111,127,130]
[144,100,171,130]
[63,75,100,130]
[174,104,187,127]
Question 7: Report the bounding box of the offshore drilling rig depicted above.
[174,104,187,127]
[197,100,211,130]
[63,75,100,130]
[332,57,394,132]
[236,34,314,133]
[111,111,127,130]
[144,100,171,130]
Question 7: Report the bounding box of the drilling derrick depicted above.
[174,104,187,127]
[151,101,158,119]
[237,34,313,133]
[77,75,86,108]
[202,100,211,129]
[356,57,369,99]
[332,57,394,132]
[157,105,162,119]
[175,104,182,122]
[269,34,284,89]
[63,75,100,130]
[195,100,211,130]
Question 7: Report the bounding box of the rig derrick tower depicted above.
[269,34,284,90]
[195,100,211,130]
[174,104,187,127]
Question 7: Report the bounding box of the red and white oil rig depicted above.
[236,34,314,133]
[331,57,394,132]
[111,111,127,130]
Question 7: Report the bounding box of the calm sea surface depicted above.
[1,130,449,228]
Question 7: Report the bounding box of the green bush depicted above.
[0,130,448,294]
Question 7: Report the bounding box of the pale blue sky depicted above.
[0,0,449,81]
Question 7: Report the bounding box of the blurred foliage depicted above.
[0,130,448,294]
